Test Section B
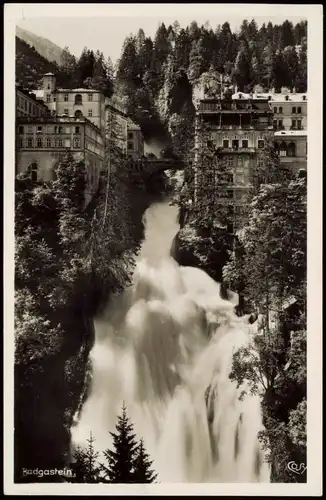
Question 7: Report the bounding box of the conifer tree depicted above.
[101,403,138,483]
[132,439,158,483]
[70,433,101,483]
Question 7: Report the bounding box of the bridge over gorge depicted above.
[128,157,185,176]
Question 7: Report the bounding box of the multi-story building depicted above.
[16,115,104,206]
[194,96,274,230]
[33,73,107,135]
[16,85,49,118]
[16,73,145,204]
[232,89,307,132]
[270,93,307,132]
[232,89,308,173]
[127,120,144,158]
[105,100,129,156]
[274,130,307,173]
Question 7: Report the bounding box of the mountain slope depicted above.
[16,25,64,65]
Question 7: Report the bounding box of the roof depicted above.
[274,130,307,136]
[32,89,44,99]
[198,98,272,112]
[16,87,48,108]
[233,92,307,102]
[53,88,100,93]
[127,120,141,131]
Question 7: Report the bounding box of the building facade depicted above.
[270,93,307,131]
[16,86,49,118]
[127,121,144,158]
[274,130,307,173]
[105,102,129,156]
[33,73,107,135]
[232,89,307,132]
[194,97,274,230]
[16,115,104,206]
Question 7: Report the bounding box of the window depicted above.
[222,139,229,148]
[58,126,63,134]
[37,138,43,148]
[88,109,93,117]
[88,94,93,101]
[64,94,69,102]
[273,120,278,130]
[232,139,239,150]
[302,96,306,101]
[278,107,283,114]
[28,102,32,114]
[46,138,52,147]
[297,106,302,114]
[19,126,24,133]
[128,132,133,140]
[64,109,69,115]
[58,139,63,147]
[242,139,249,149]
[46,94,51,103]
[285,95,289,101]
[27,162,38,181]
[75,126,80,134]
[128,141,134,150]
[74,138,80,148]
[278,119,284,129]
[292,107,296,114]
[24,100,27,110]
[279,142,287,157]
[258,139,265,149]
[47,84,51,90]
[75,110,83,118]
[273,107,277,113]
[19,138,23,148]
[75,94,82,105]
[297,119,302,130]
[37,126,43,133]
[287,142,296,157]
[291,119,296,129]
[27,138,33,148]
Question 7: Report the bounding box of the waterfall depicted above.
[71,199,270,483]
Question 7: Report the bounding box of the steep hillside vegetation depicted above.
[16,26,64,65]
[16,36,59,89]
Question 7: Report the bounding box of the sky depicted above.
[16,12,306,64]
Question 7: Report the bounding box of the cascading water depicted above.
[71,199,270,483]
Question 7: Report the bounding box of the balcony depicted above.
[220,147,256,154]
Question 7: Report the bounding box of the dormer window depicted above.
[303,95,306,101]
[285,95,289,101]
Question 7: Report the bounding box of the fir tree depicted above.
[70,433,101,483]
[133,439,158,483]
[101,403,138,483]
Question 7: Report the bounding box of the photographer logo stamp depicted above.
[287,461,307,475]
